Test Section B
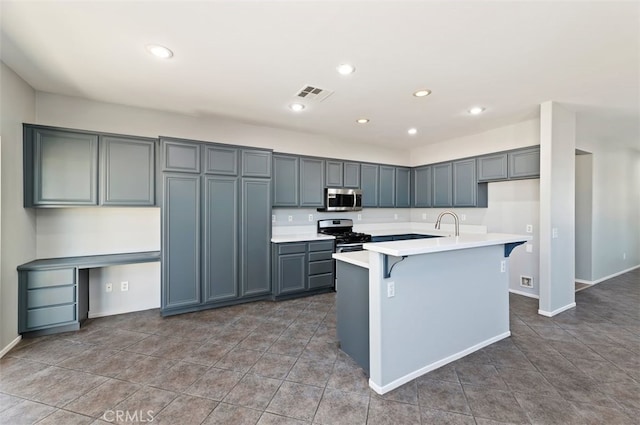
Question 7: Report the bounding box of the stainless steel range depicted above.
[317,219,372,252]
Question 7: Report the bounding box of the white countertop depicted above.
[363,233,531,257]
[332,251,369,269]
[271,233,335,243]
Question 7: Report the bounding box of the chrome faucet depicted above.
[435,210,460,236]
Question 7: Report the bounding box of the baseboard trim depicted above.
[538,302,576,317]
[369,331,511,395]
[575,264,640,286]
[0,335,22,358]
[509,289,539,299]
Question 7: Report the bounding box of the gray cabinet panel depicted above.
[241,178,272,296]
[101,136,156,206]
[478,153,508,182]
[378,166,396,207]
[242,150,272,177]
[162,174,201,309]
[205,145,238,175]
[278,243,306,255]
[162,139,201,173]
[326,161,344,187]
[360,164,379,207]
[203,176,239,302]
[300,158,325,207]
[308,273,333,289]
[272,155,299,207]
[309,260,333,275]
[26,269,75,289]
[413,166,432,207]
[27,304,76,329]
[276,252,307,294]
[308,251,333,261]
[453,159,477,207]
[395,167,411,208]
[29,127,99,206]
[509,147,540,179]
[344,162,361,188]
[308,240,334,252]
[432,163,453,207]
[27,286,75,308]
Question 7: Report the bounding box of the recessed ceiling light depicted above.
[468,106,485,115]
[289,103,306,112]
[356,118,370,124]
[145,44,173,59]
[336,63,356,75]
[408,128,418,135]
[413,89,432,97]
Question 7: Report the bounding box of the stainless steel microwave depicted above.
[318,188,363,212]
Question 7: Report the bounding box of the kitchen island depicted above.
[333,232,529,395]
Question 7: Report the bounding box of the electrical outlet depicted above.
[460,214,466,221]
[623,253,626,260]
[121,281,129,292]
[106,283,113,293]
[526,244,533,253]
[422,213,427,220]
[394,214,398,220]
[357,213,362,221]
[308,214,313,222]
[552,228,559,238]
[288,215,293,222]
[526,224,533,233]
[272,215,276,223]
[500,260,506,273]
[387,281,395,298]
[520,276,533,288]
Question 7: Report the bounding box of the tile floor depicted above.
[1,269,638,424]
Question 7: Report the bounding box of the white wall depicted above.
[0,62,37,354]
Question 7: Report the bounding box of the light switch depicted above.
[552,228,558,238]
[526,224,533,233]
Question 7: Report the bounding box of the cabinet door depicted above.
[432,163,453,207]
[343,162,360,188]
[360,164,379,207]
[242,150,272,177]
[205,145,238,175]
[395,167,411,208]
[273,155,299,207]
[509,147,540,179]
[325,161,344,187]
[27,126,98,206]
[300,158,325,207]
[276,252,307,295]
[413,166,432,207]
[203,176,239,302]
[101,136,156,206]
[162,174,201,310]
[478,153,508,182]
[241,178,272,297]
[378,166,396,207]
[162,139,201,173]
[453,159,477,207]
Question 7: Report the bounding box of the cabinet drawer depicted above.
[27,286,76,308]
[309,260,333,275]
[309,240,334,252]
[308,251,333,262]
[277,243,307,255]
[309,273,334,289]
[27,304,76,329]
[27,269,75,289]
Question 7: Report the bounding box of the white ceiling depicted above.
[1,0,638,149]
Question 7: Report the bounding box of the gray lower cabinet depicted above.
[344,162,361,188]
[509,147,540,179]
[395,167,411,208]
[413,166,432,207]
[326,161,344,187]
[361,164,379,207]
[272,239,334,298]
[432,162,453,207]
[478,153,508,182]
[379,165,396,207]
[241,178,272,297]
[272,154,300,207]
[300,157,325,207]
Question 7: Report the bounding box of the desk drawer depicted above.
[308,251,333,262]
[27,269,75,289]
[309,260,333,275]
[27,286,76,309]
[309,273,333,289]
[27,304,76,329]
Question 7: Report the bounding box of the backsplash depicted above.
[271,208,411,227]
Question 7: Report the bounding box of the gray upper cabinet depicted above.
[100,136,156,206]
[242,150,272,177]
[241,178,272,297]
[205,145,238,175]
[300,157,325,207]
[395,167,411,208]
[361,163,379,207]
[453,159,477,207]
[413,166,432,207]
[432,163,453,207]
[162,139,201,173]
[326,161,344,187]
[379,166,396,207]
[24,125,99,207]
[203,176,238,302]
[272,154,299,207]
[343,162,361,188]
[509,147,540,179]
[478,153,508,182]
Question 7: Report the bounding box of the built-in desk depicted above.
[17,251,161,337]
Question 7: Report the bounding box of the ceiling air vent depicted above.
[295,85,334,102]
